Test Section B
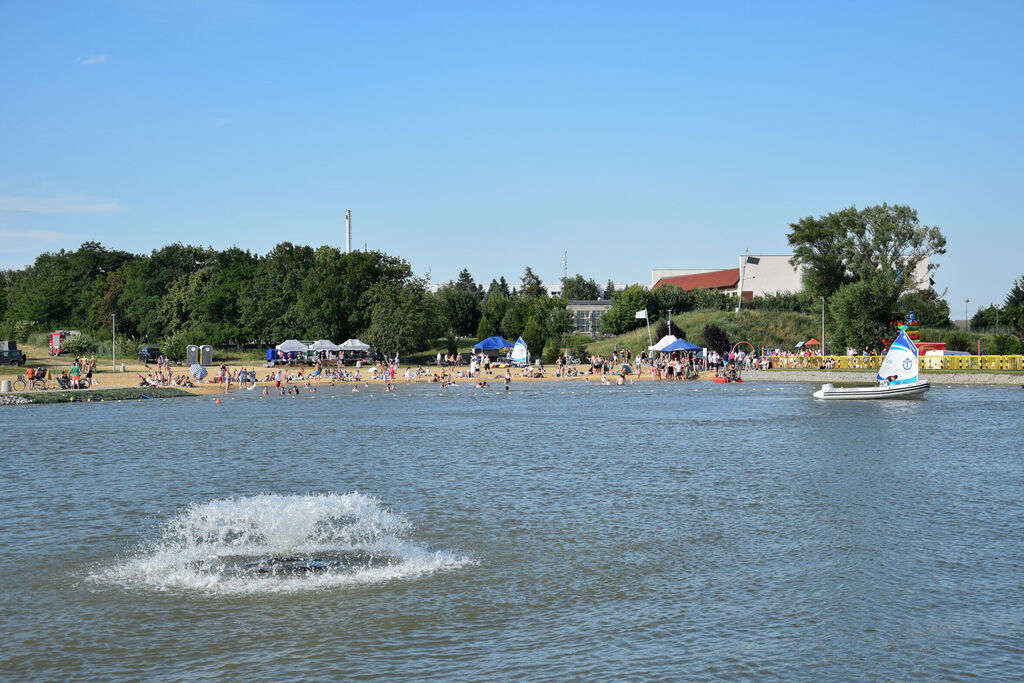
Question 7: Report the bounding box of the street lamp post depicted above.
[965,299,970,332]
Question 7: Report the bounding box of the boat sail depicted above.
[510,337,529,367]
[876,329,920,385]
[813,329,930,400]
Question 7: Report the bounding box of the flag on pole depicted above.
[635,308,648,319]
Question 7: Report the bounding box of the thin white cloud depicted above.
[0,227,68,242]
[81,54,108,65]
[0,195,122,214]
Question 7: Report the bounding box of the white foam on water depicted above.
[89,492,473,595]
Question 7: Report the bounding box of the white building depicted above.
[652,254,930,298]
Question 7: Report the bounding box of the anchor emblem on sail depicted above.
[902,358,913,370]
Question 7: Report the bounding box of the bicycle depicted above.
[13,368,48,391]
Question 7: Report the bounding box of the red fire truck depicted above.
[48,330,80,356]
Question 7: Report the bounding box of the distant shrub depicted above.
[13,320,37,343]
[542,341,561,365]
[990,334,1023,355]
[946,331,971,352]
[567,335,590,359]
[702,324,730,353]
[655,320,685,340]
[63,333,97,357]
[116,336,142,359]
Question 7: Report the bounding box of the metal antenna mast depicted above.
[345,210,352,253]
[562,251,567,281]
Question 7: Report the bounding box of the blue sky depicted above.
[1,1,1021,317]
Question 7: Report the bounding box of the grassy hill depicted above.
[586,309,822,356]
[585,309,1022,357]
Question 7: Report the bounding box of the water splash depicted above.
[90,492,472,594]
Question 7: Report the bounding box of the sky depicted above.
[1,1,1022,318]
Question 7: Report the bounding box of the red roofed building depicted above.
[653,267,755,300]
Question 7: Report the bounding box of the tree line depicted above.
[5,203,1013,358]
[0,242,608,360]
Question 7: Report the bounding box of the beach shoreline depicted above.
[7,361,1020,401]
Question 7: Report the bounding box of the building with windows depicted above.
[567,299,613,336]
[652,254,930,298]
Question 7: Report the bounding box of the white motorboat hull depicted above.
[813,379,930,400]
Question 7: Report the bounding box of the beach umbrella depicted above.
[190,363,209,381]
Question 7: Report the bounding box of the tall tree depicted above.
[788,204,946,299]
[436,283,481,338]
[238,242,314,344]
[362,279,435,355]
[598,285,650,335]
[560,274,600,301]
[454,268,482,301]
[1004,275,1024,346]
[520,266,547,298]
[602,280,617,299]
[477,287,509,340]
[790,204,946,343]
[898,289,952,328]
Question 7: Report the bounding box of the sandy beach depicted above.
[34,360,1019,398]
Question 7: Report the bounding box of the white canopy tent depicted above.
[340,338,371,352]
[309,339,341,351]
[276,339,308,352]
[648,335,678,351]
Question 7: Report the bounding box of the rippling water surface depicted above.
[2,381,1021,679]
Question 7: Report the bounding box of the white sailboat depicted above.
[509,337,529,367]
[813,329,930,400]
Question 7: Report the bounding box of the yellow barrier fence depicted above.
[766,355,1024,371]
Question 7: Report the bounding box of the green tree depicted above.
[362,280,435,355]
[970,304,1002,332]
[238,242,314,344]
[690,287,736,311]
[521,318,544,359]
[436,284,481,338]
[789,204,946,343]
[500,297,534,340]
[1005,275,1024,346]
[650,284,692,319]
[598,285,650,335]
[990,334,1023,355]
[520,266,547,298]
[828,279,893,349]
[789,204,946,299]
[602,280,617,299]
[898,289,952,328]
[454,269,482,301]
[561,274,600,301]
[477,287,509,340]
[119,244,214,340]
[701,324,730,353]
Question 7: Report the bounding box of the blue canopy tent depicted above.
[474,336,514,350]
[661,338,702,352]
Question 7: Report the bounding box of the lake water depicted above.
[2,380,1022,679]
